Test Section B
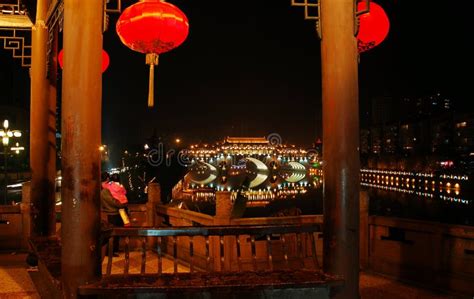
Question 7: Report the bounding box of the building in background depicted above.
[361,93,473,171]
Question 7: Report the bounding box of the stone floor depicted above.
[359,272,456,299]
[0,251,461,298]
[0,252,40,299]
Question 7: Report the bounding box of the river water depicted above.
[242,187,474,227]
[368,188,474,226]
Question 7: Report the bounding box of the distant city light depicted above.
[1,119,21,146]
[11,142,25,154]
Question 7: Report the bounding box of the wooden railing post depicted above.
[360,191,369,269]
[214,191,232,225]
[146,183,161,249]
[20,182,32,249]
[214,191,233,271]
[147,183,161,226]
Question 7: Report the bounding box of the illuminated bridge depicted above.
[172,137,322,206]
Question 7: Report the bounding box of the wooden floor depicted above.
[102,251,189,275]
[0,251,460,298]
[103,251,458,298]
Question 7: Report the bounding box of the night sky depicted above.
[1,0,473,150]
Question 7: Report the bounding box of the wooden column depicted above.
[30,0,56,237]
[61,1,103,297]
[320,0,360,298]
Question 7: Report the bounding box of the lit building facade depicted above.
[361,93,474,170]
[172,137,322,206]
[454,114,474,157]
[382,124,399,154]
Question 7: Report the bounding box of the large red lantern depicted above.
[58,49,110,73]
[357,1,390,53]
[116,0,189,107]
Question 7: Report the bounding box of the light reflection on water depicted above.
[368,188,474,226]
[362,182,471,205]
[242,183,474,226]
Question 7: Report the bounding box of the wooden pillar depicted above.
[30,0,56,237]
[61,1,103,297]
[320,0,360,298]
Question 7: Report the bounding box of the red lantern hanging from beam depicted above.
[357,1,390,53]
[116,0,189,107]
[58,49,110,73]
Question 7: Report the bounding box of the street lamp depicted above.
[99,144,110,164]
[11,142,25,154]
[1,120,22,204]
[11,143,25,180]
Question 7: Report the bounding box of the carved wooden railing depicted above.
[102,224,322,276]
[78,224,342,296]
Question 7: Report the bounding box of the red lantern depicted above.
[116,0,189,107]
[58,49,110,73]
[357,1,390,52]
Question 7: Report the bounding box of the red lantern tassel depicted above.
[146,54,159,107]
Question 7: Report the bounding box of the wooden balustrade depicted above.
[102,224,322,276]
